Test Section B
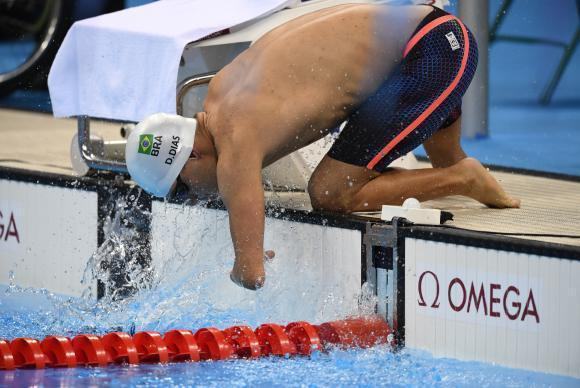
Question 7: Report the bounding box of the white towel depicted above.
[48,0,297,122]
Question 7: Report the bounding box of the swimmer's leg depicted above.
[423,116,467,168]
[308,152,520,212]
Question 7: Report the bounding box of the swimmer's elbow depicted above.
[245,276,265,291]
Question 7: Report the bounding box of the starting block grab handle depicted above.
[76,72,215,174]
[176,72,215,116]
[77,115,129,174]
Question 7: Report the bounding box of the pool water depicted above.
[2,281,579,386]
[0,338,578,387]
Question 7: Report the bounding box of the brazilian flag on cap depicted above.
[138,134,153,155]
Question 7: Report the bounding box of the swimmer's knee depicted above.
[307,178,328,210]
[308,158,365,212]
[308,177,353,213]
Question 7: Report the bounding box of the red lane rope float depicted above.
[163,330,200,362]
[133,332,169,363]
[9,338,46,369]
[101,332,139,364]
[194,328,234,361]
[71,334,108,367]
[0,316,391,369]
[223,325,261,359]
[0,339,15,370]
[40,336,77,368]
[255,323,296,357]
[316,316,392,349]
[285,321,322,355]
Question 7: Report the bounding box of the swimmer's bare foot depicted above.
[456,158,521,208]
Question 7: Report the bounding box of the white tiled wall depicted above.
[151,201,362,323]
[405,238,580,378]
[0,179,97,297]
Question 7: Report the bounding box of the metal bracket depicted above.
[363,220,402,333]
[77,116,129,174]
[176,72,215,116]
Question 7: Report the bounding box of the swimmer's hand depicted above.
[230,250,275,290]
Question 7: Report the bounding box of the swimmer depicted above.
[126,4,520,290]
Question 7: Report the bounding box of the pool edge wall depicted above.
[0,169,99,297]
[399,226,580,378]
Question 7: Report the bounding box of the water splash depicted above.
[0,190,362,339]
[80,193,151,303]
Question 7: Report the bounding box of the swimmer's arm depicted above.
[216,151,266,290]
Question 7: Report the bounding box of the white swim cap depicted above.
[126,113,197,197]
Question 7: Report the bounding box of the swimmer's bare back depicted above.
[202,4,431,165]
[197,4,432,290]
